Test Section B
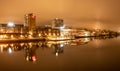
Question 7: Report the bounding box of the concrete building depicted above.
[51,18,64,29]
[24,13,36,32]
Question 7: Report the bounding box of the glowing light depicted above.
[60,26,65,30]
[60,44,64,47]
[29,31,33,35]
[28,35,33,38]
[56,52,58,56]
[38,34,41,36]
[84,32,90,36]
[11,35,14,38]
[8,48,12,54]
[20,43,24,46]
[20,35,24,38]
[11,44,14,47]
[26,56,29,61]
[4,35,8,38]
[31,16,36,19]
[0,35,3,39]
[7,22,15,27]
[0,45,3,52]
[84,38,90,42]
[32,56,36,61]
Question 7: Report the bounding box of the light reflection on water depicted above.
[0,36,120,71]
[0,36,117,62]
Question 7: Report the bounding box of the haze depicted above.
[0,0,120,31]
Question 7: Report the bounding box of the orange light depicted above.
[31,16,35,19]
[32,56,36,61]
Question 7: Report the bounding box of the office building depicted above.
[24,13,36,32]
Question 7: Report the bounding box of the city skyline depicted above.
[0,0,120,31]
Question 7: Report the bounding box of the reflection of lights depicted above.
[11,44,14,47]
[60,44,64,47]
[29,31,33,35]
[8,48,12,54]
[32,56,36,61]
[0,45,3,52]
[84,38,90,42]
[26,56,36,62]
[26,56,29,61]
[56,52,58,56]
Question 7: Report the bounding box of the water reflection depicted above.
[0,36,118,62]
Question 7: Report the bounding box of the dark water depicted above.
[0,37,120,71]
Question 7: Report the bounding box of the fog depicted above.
[0,0,120,31]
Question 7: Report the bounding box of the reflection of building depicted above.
[24,13,36,32]
[25,43,38,62]
[52,44,64,56]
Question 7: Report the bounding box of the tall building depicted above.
[51,18,64,29]
[24,13,36,32]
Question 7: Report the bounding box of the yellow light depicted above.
[26,56,29,61]
[11,44,14,47]
[29,31,33,35]
[11,35,14,38]
[0,35,3,39]
[20,35,24,38]
[4,35,8,38]
[20,43,24,46]
[8,48,12,54]
[56,52,58,56]
[28,35,33,38]
[0,45,3,52]
[38,34,41,36]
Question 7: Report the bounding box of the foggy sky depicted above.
[0,0,120,31]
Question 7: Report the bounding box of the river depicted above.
[0,36,120,71]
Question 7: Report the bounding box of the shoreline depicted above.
[0,35,119,43]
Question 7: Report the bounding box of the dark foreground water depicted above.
[0,37,120,71]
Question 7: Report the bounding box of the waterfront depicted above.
[0,36,120,71]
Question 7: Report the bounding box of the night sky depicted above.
[0,0,120,31]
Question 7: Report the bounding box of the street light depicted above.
[7,22,15,27]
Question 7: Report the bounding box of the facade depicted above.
[24,13,36,32]
[0,24,24,39]
[0,24,23,33]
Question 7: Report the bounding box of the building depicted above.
[51,18,64,29]
[24,13,36,32]
[0,23,24,39]
[0,24,24,33]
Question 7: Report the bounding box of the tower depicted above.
[24,13,36,32]
[51,18,64,29]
